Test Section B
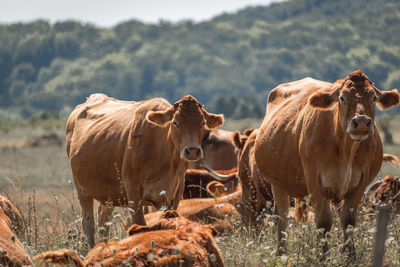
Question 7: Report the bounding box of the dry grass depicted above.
[0,117,400,266]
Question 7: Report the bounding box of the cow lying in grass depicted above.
[34,210,224,267]
[0,195,32,266]
[365,175,400,214]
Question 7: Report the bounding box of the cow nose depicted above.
[182,146,203,161]
[351,115,372,131]
[348,115,373,140]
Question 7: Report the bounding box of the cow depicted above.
[189,129,237,170]
[183,167,238,199]
[145,186,242,234]
[254,70,400,254]
[365,175,400,214]
[231,129,275,226]
[34,210,224,267]
[0,195,32,266]
[66,94,224,247]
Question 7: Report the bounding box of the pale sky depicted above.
[0,0,285,27]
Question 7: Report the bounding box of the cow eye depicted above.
[339,96,345,103]
[173,121,179,128]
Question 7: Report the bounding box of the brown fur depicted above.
[0,195,24,237]
[0,195,32,266]
[374,176,400,213]
[254,70,400,254]
[35,211,224,267]
[66,94,223,247]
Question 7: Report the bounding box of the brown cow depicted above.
[365,175,400,214]
[34,210,224,267]
[145,187,242,234]
[189,128,237,170]
[0,195,32,266]
[254,70,400,254]
[66,94,223,247]
[184,167,238,199]
[232,129,275,226]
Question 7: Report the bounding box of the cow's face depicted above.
[308,70,399,141]
[146,95,224,161]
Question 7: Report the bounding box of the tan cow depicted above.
[231,129,275,226]
[254,70,399,254]
[34,210,224,267]
[66,94,223,247]
[0,195,32,266]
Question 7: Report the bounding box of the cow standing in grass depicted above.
[66,94,223,247]
[254,70,399,254]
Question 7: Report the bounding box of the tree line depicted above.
[1,0,400,120]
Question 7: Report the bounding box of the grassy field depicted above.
[0,118,400,265]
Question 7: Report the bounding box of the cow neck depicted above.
[166,126,188,171]
[333,107,361,178]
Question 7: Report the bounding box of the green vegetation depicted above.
[1,0,400,120]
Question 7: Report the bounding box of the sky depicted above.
[0,0,285,27]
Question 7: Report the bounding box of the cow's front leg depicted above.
[310,191,332,256]
[340,186,364,258]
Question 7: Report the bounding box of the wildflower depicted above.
[160,205,168,211]
[302,224,306,229]
[45,218,50,223]
[54,195,58,200]
[289,223,293,228]
[68,180,72,184]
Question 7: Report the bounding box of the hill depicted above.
[1,0,400,119]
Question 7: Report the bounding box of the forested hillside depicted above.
[1,0,400,119]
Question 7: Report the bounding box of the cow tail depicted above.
[33,249,84,267]
[383,153,400,168]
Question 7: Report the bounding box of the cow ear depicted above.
[308,82,341,110]
[308,91,338,110]
[232,131,242,150]
[376,89,400,110]
[127,224,151,236]
[206,181,226,197]
[202,110,224,129]
[146,107,174,127]
[204,225,219,237]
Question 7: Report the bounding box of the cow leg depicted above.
[311,195,332,255]
[77,192,95,248]
[272,185,290,255]
[340,187,364,258]
[128,199,146,226]
[97,204,114,237]
[171,180,185,210]
[294,198,307,223]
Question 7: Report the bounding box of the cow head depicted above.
[146,95,224,161]
[308,70,399,141]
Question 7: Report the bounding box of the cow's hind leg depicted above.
[272,185,290,255]
[77,191,95,248]
[97,204,114,239]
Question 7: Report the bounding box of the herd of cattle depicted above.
[1,70,400,266]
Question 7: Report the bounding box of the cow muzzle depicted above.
[181,145,203,161]
[346,115,374,141]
